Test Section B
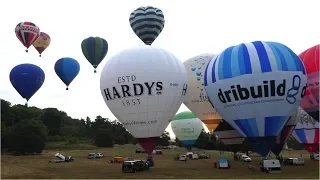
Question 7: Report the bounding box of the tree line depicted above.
[1,99,303,155]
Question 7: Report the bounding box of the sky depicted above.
[0,0,319,138]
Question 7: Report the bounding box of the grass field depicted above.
[1,144,319,179]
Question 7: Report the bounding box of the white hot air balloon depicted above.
[183,54,222,132]
[100,46,187,155]
[171,111,203,150]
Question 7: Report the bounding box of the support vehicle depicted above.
[122,160,150,173]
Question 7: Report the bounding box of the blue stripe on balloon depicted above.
[221,46,233,79]
[239,44,252,75]
[294,129,307,143]
[87,37,96,63]
[264,116,289,136]
[252,41,272,72]
[231,45,241,77]
[218,51,225,80]
[234,118,259,137]
[270,43,288,71]
[277,43,296,72]
[211,56,218,83]
[204,60,209,86]
[181,140,196,146]
[267,43,283,70]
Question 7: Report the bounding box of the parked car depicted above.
[241,155,252,162]
[122,160,150,173]
[283,158,294,165]
[135,149,146,154]
[198,154,210,159]
[88,153,97,159]
[96,153,104,158]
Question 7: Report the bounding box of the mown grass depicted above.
[1,144,319,179]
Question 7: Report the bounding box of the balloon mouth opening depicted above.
[136,137,159,155]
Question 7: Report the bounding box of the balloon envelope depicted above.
[81,37,108,73]
[171,111,203,150]
[204,41,307,157]
[54,57,80,90]
[214,120,245,153]
[271,110,298,156]
[183,54,222,132]
[292,107,319,153]
[129,6,165,45]
[15,22,40,51]
[10,63,45,101]
[32,32,51,56]
[100,46,187,154]
[299,44,319,122]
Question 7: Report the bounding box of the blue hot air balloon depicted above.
[54,57,80,90]
[204,41,307,158]
[10,63,45,105]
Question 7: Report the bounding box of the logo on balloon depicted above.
[102,75,164,107]
[217,75,307,107]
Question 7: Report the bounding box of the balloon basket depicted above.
[25,49,28,53]
[66,87,69,90]
[39,54,41,57]
[94,69,97,73]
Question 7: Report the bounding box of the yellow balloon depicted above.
[33,32,51,56]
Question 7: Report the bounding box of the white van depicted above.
[260,159,281,173]
[192,153,199,160]
[292,158,304,165]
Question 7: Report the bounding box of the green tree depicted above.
[4,119,47,154]
[41,108,63,136]
[156,131,171,146]
[94,128,114,147]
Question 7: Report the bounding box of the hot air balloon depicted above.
[271,110,298,156]
[100,46,187,155]
[15,22,40,52]
[204,41,307,158]
[292,107,319,153]
[183,54,222,132]
[54,57,80,90]
[214,120,245,153]
[299,44,319,122]
[129,6,165,45]
[10,63,45,105]
[171,111,203,150]
[81,37,108,73]
[32,32,51,57]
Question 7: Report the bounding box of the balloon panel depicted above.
[81,37,108,67]
[15,22,40,49]
[271,111,298,156]
[54,58,80,86]
[299,45,320,122]
[292,107,319,153]
[205,41,307,157]
[183,54,222,132]
[214,120,245,146]
[204,123,219,133]
[9,63,45,101]
[100,46,187,139]
[129,6,165,45]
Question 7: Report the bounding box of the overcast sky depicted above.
[0,0,319,137]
